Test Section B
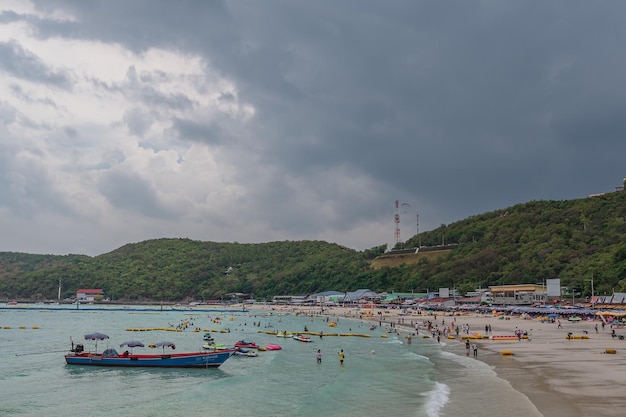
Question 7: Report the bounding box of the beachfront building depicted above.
[379,292,428,305]
[489,284,546,306]
[271,295,308,305]
[592,293,626,309]
[312,291,345,306]
[75,288,104,301]
[341,289,380,306]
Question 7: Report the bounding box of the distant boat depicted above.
[292,335,312,342]
[202,343,227,350]
[234,347,258,357]
[234,340,258,349]
[265,343,282,350]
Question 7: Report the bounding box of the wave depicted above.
[439,350,498,374]
[406,351,429,361]
[423,381,450,417]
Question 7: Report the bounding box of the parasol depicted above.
[84,332,109,353]
[119,340,144,353]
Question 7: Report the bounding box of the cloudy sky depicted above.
[0,1,625,256]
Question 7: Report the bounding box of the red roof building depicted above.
[76,289,104,301]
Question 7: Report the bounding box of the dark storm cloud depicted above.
[124,66,195,111]
[31,0,232,53]
[98,170,175,219]
[19,0,626,250]
[0,41,71,88]
[169,118,225,145]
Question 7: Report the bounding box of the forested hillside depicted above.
[1,190,626,301]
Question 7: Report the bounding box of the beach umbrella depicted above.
[84,332,109,353]
[120,340,144,353]
[84,332,109,340]
[547,313,559,318]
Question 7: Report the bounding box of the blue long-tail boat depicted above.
[65,335,234,368]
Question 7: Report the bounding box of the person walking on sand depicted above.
[465,340,470,357]
[472,343,478,358]
[338,349,345,365]
[317,349,322,364]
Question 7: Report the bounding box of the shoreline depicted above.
[256,305,626,417]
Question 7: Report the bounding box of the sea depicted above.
[0,305,542,417]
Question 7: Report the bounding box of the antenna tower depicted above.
[394,200,401,247]
[416,211,420,247]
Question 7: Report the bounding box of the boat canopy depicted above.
[102,348,119,357]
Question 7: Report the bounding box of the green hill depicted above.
[1,190,626,301]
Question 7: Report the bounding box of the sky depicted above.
[0,1,625,256]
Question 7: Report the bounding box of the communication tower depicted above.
[394,200,401,246]
[416,211,421,247]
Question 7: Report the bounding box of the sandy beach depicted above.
[440,312,626,417]
[254,304,626,417]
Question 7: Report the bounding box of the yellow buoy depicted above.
[605,348,617,354]
[501,350,514,356]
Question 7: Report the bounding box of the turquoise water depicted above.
[0,307,540,417]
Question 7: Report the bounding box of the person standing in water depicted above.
[316,349,322,364]
[338,349,344,365]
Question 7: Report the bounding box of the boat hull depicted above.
[65,350,234,368]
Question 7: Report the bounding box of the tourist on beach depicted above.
[595,324,599,333]
[338,349,344,365]
[472,343,478,357]
[317,349,322,364]
[465,340,470,356]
